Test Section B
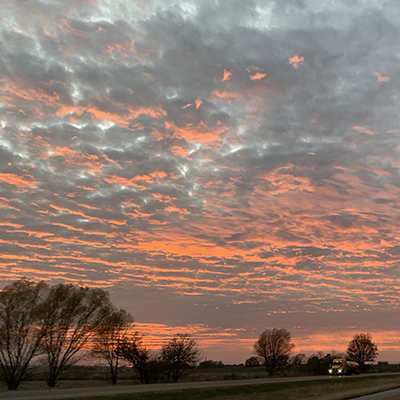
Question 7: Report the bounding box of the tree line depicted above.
[0,279,200,390]
[0,279,380,390]
[249,328,379,376]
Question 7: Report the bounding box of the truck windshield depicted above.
[332,361,342,366]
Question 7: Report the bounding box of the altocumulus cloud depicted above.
[1,0,400,362]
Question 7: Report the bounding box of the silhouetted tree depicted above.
[245,356,260,367]
[160,334,200,382]
[329,351,346,360]
[198,359,225,368]
[253,328,294,376]
[0,279,47,390]
[119,332,151,384]
[346,333,378,367]
[290,353,306,366]
[93,309,133,385]
[306,354,321,375]
[306,351,346,375]
[41,284,115,387]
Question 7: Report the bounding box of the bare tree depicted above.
[254,328,294,376]
[92,309,133,385]
[41,283,115,387]
[346,333,378,367]
[160,334,200,382]
[290,353,306,366]
[119,332,151,384]
[0,279,47,390]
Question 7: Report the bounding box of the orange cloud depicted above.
[222,68,232,81]
[373,71,390,82]
[250,72,268,81]
[352,126,376,135]
[212,89,243,103]
[170,145,190,157]
[165,205,190,215]
[132,171,167,182]
[51,146,105,174]
[289,55,304,69]
[165,120,225,144]
[0,198,20,211]
[6,81,61,104]
[56,104,166,129]
[133,322,247,351]
[0,173,37,188]
[246,66,268,81]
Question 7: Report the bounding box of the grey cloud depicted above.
[288,246,332,258]
[372,198,392,204]
[0,146,23,169]
[3,0,400,363]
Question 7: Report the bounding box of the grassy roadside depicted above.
[45,375,400,400]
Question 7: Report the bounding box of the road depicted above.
[0,375,338,400]
[349,388,400,400]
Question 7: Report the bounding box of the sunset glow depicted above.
[1,0,400,365]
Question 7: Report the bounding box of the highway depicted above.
[349,388,400,400]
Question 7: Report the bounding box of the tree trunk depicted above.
[6,378,21,391]
[47,375,58,388]
[111,365,118,385]
[4,369,24,390]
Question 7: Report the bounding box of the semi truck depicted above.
[329,359,360,375]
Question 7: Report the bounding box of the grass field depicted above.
[42,375,400,400]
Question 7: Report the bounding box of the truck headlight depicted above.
[329,369,332,373]
[338,369,342,373]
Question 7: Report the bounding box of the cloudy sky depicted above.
[2,0,400,363]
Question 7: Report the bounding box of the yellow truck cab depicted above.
[329,359,360,375]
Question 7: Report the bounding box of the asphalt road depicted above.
[349,388,400,400]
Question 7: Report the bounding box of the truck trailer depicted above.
[329,359,360,375]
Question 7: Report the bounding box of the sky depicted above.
[2,0,400,364]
